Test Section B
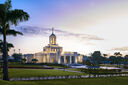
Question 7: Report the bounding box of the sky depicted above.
[1,0,128,55]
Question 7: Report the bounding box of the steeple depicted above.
[49,27,56,45]
[52,27,54,34]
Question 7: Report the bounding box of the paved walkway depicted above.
[9,74,128,81]
[54,68,83,73]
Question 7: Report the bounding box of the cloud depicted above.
[15,26,50,36]
[75,34,104,40]
[14,26,104,41]
[111,47,128,51]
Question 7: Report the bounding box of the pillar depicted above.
[64,56,66,64]
[74,52,78,64]
[58,56,61,64]
[57,52,61,64]
[47,54,50,63]
[70,56,72,64]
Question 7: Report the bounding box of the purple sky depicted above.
[1,0,128,55]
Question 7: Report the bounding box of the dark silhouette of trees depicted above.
[114,52,122,57]
[109,56,116,64]
[124,55,128,65]
[21,58,26,64]
[91,51,102,57]
[83,59,95,66]
[32,59,38,63]
[12,53,22,62]
[113,52,123,67]
[85,51,128,67]
[103,54,108,57]
[91,51,106,64]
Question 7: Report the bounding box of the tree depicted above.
[0,40,14,53]
[21,58,26,64]
[32,59,38,63]
[124,55,128,65]
[103,54,108,57]
[0,29,23,52]
[91,51,105,64]
[114,52,122,57]
[0,29,23,36]
[114,52,123,67]
[0,0,29,80]
[83,59,96,66]
[12,53,22,62]
[109,56,116,64]
[91,51,102,57]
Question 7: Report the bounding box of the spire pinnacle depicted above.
[52,27,54,34]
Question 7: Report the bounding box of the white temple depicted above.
[26,28,83,64]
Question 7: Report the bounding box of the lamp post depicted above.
[19,49,20,54]
[13,49,15,53]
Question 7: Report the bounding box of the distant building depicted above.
[25,28,83,64]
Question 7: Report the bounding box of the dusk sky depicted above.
[1,0,128,55]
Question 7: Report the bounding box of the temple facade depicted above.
[32,28,83,64]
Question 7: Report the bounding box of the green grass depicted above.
[50,66,65,68]
[7,69,86,78]
[68,68,82,72]
[1,77,128,85]
[8,63,42,67]
[7,63,67,68]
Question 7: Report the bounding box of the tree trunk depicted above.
[3,28,9,81]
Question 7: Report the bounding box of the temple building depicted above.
[27,28,83,64]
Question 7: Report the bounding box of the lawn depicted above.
[50,66,65,68]
[42,63,68,68]
[68,68,82,72]
[0,77,128,85]
[8,63,43,68]
[7,69,86,78]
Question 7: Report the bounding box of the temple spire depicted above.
[49,27,56,45]
[52,27,54,34]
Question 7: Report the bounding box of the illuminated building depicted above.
[33,28,83,64]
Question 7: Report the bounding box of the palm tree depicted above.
[0,40,14,53]
[103,54,108,57]
[0,0,29,80]
[114,52,122,67]
[0,29,23,36]
[0,29,23,52]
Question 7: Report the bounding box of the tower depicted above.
[49,28,56,45]
[43,27,63,64]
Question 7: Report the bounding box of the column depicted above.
[75,56,77,64]
[64,56,66,64]
[47,55,48,63]
[47,54,50,63]
[43,56,45,63]
[74,52,78,64]
[57,52,61,64]
[70,56,72,64]
[58,56,61,64]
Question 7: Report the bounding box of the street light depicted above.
[19,49,20,54]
